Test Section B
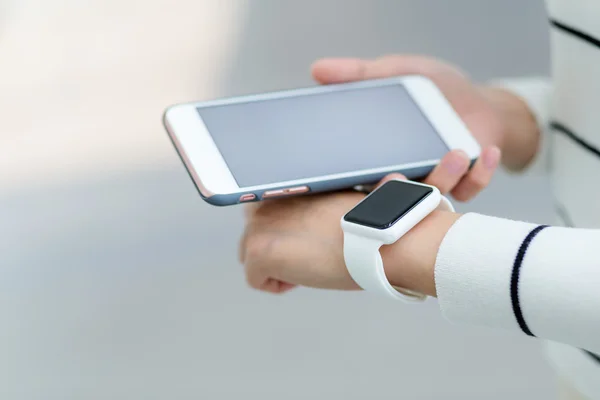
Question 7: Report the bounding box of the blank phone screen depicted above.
[197,84,449,187]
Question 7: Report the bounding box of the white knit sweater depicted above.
[434,1,600,398]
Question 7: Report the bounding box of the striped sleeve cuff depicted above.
[434,213,540,332]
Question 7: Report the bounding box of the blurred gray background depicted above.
[0,0,557,399]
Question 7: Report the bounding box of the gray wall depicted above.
[223,0,549,94]
[1,1,558,399]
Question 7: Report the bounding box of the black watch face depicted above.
[344,180,433,229]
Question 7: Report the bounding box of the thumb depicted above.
[311,55,466,86]
[311,58,369,84]
[311,55,439,85]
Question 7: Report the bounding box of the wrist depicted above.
[479,86,541,171]
[381,210,461,297]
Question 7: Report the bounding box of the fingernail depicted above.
[442,151,468,174]
[483,146,501,170]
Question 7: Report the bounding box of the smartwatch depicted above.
[340,179,454,302]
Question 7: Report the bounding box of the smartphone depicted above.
[163,76,479,206]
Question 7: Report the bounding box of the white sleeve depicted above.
[435,213,600,354]
[489,77,554,174]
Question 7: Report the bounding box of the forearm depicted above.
[480,77,554,173]
[479,86,541,171]
[381,210,460,298]
[393,212,600,354]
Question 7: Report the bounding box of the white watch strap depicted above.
[439,196,454,213]
[344,195,454,302]
[344,233,426,302]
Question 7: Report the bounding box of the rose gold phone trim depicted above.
[165,118,313,200]
[164,117,214,198]
[262,189,284,199]
[287,186,309,194]
[262,186,309,199]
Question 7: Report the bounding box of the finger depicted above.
[311,54,437,85]
[261,278,297,294]
[243,232,277,290]
[244,245,298,294]
[374,173,407,190]
[451,146,501,202]
[243,230,358,292]
[423,150,470,194]
[243,232,299,294]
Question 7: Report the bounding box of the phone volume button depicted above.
[262,186,309,199]
[262,189,285,199]
[287,186,309,194]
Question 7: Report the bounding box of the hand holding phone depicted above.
[164,73,482,206]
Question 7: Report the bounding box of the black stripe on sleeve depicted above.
[511,225,549,337]
[550,19,600,50]
[550,121,600,160]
